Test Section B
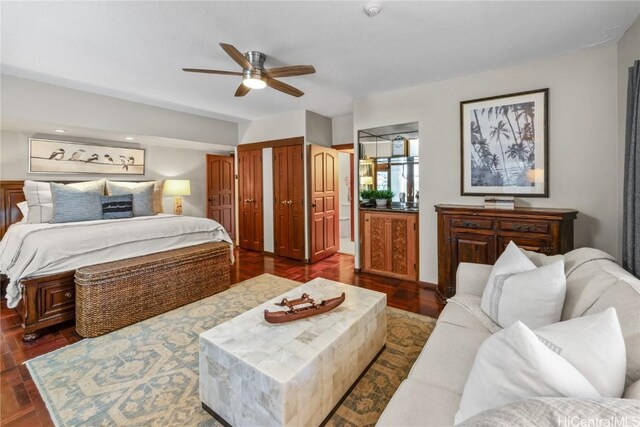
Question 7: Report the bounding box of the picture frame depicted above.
[29,138,145,175]
[460,88,548,197]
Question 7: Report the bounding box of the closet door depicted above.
[238,149,263,251]
[248,149,263,251]
[273,147,290,256]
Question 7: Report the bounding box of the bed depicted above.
[0,180,234,341]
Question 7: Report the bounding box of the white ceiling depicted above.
[1,1,638,123]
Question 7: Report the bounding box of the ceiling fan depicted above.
[183,43,316,98]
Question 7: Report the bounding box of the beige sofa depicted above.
[377,248,640,426]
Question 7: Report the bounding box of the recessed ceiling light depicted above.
[125,137,134,141]
[363,2,382,17]
[54,129,66,133]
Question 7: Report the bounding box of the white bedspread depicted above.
[0,214,233,308]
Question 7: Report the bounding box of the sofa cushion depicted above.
[376,378,461,427]
[624,379,640,399]
[581,279,640,387]
[409,322,490,394]
[443,295,501,334]
[455,321,600,424]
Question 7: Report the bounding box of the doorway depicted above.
[206,154,235,240]
[334,144,355,255]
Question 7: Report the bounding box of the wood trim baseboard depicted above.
[237,136,304,152]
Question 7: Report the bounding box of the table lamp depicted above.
[164,179,191,215]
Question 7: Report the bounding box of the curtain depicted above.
[623,60,640,277]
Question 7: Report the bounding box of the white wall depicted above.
[305,111,332,147]
[1,75,238,146]
[0,130,230,217]
[332,114,354,146]
[617,15,640,258]
[263,147,274,253]
[354,45,620,283]
[338,151,351,222]
[238,110,306,144]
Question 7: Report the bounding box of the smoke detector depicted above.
[363,2,382,17]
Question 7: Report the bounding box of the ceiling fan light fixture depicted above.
[242,77,266,89]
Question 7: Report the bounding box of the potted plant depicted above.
[360,189,373,204]
[374,189,395,207]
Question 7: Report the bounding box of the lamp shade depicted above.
[164,179,191,196]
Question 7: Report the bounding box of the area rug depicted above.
[27,274,436,427]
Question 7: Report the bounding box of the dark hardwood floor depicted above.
[0,249,442,426]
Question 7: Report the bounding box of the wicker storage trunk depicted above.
[75,242,231,338]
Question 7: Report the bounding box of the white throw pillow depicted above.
[521,248,565,267]
[484,260,566,329]
[23,179,106,223]
[454,321,601,424]
[17,201,29,223]
[481,241,536,312]
[535,307,626,398]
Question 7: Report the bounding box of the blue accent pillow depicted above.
[101,194,133,219]
[50,182,103,223]
[106,182,155,217]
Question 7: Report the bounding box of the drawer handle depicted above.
[515,224,534,232]
[64,292,73,299]
[540,246,553,254]
[462,220,478,229]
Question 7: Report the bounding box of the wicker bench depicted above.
[75,242,231,338]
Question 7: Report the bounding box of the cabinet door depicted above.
[362,212,417,280]
[451,232,496,266]
[273,147,290,257]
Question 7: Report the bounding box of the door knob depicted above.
[287,200,293,205]
[310,202,317,208]
[281,200,287,205]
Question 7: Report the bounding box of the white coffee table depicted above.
[199,277,387,427]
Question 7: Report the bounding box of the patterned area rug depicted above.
[27,274,436,426]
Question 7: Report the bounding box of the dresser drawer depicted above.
[38,282,75,320]
[450,217,494,230]
[498,220,550,234]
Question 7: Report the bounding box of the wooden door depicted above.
[309,145,339,263]
[273,146,290,256]
[451,231,495,269]
[238,149,263,251]
[273,145,304,260]
[206,155,235,240]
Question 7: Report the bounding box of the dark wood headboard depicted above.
[0,181,26,239]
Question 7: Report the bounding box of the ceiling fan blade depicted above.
[182,68,243,76]
[265,65,316,78]
[235,83,251,97]
[219,43,253,70]
[267,78,304,97]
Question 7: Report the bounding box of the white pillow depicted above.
[23,179,106,223]
[484,260,566,329]
[521,248,565,267]
[481,241,566,329]
[535,307,626,398]
[454,321,601,424]
[17,201,29,223]
[481,241,536,312]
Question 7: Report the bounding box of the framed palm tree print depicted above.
[460,88,548,197]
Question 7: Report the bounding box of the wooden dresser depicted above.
[360,209,418,281]
[435,204,578,303]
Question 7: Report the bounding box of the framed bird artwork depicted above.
[29,138,145,175]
